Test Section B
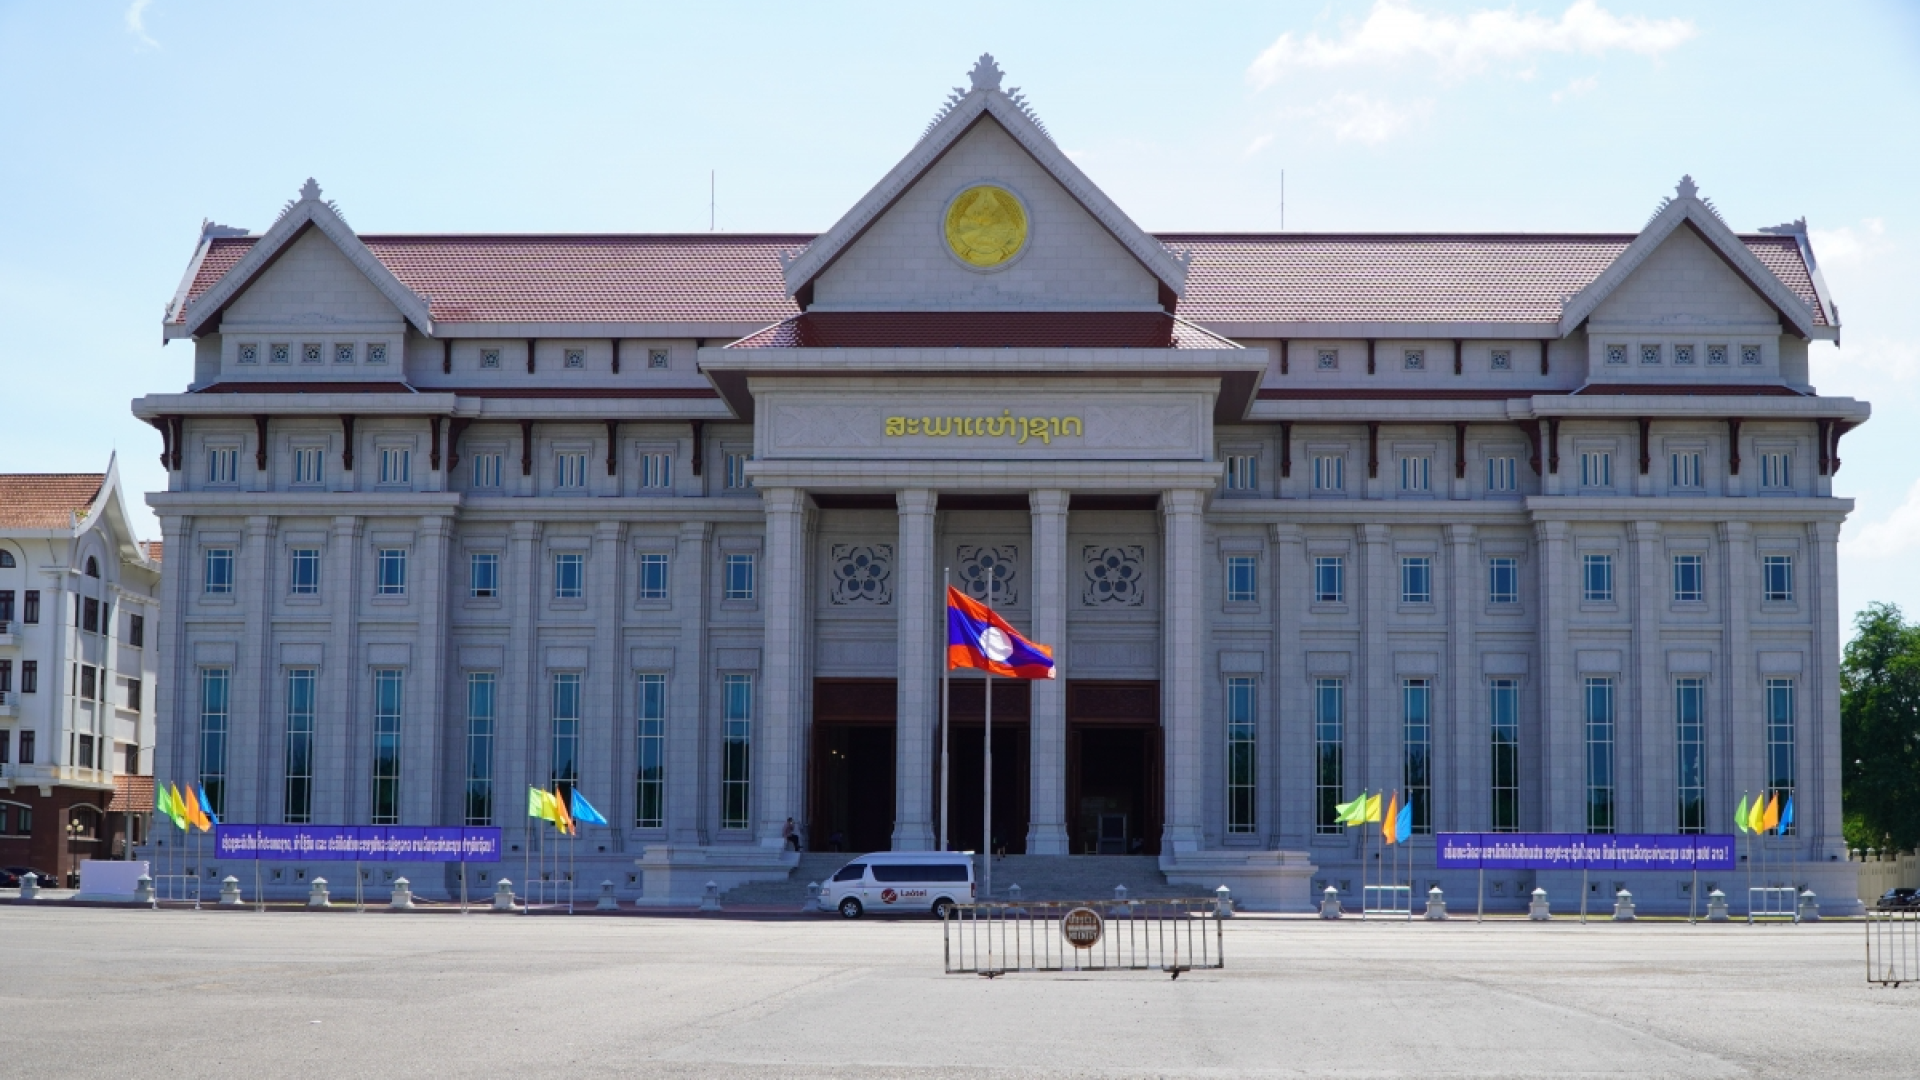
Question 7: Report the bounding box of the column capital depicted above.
[244,515,274,538]
[509,520,542,542]
[1533,519,1570,543]
[1271,522,1304,545]
[677,520,714,543]
[593,521,624,543]
[1630,519,1662,543]
[763,486,807,516]
[330,515,363,539]
[1808,519,1841,544]
[1359,522,1391,545]
[1442,522,1476,545]
[895,488,936,516]
[1028,489,1070,516]
[1718,520,1752,542]
[419,515,455,541]
[1161,488,1205,516]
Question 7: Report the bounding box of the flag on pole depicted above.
[194,783,221,829]
[160,784,188,831]
[1762,792,1781,833]
[1395,798,1413,844]
[1747,793,1768,834]
[570,789,608,827]
[553,789,575,836]
[945,586,1055,679]
[1382,792,1402,845]
[528,786,556,823]
[1334,792,1368,826]
[1363,792,1383,824]
[1734,794,1751,834]
[1780,794,1794,834]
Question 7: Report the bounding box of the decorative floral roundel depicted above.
[944,185,1028,269]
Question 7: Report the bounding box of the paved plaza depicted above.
[0,906,1913,1077]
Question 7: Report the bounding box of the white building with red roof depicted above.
[133,56,1865,911]
[0,456,161,886]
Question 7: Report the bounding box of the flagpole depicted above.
[941,568,951,853]
[983,566,994,907]
[1360,791,1368,922]
[521,792,531,915]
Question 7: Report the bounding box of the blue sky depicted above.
[1,1,1915,633]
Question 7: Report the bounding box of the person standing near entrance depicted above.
[782,817,800,852]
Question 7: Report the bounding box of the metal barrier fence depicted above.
[944,899,1224,978]
[1362,884,1412,918]
[1867,908,1919,987]
[1747,887,1798,923]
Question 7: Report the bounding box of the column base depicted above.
[890,823,937,851]
[1024,824,1069,855]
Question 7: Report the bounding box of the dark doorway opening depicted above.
[1066,680,1162,856]
[941,679,1029,854]
[811,679,895,855]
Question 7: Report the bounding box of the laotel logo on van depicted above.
[880,888,899,904]
[879,888,927,905]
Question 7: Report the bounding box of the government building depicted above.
[132,57,1867,910]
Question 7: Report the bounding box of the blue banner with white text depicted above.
[213,825,501,863]
[1434,833,1735,871]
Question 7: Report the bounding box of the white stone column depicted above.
[1026,489,1069,855]
[323,516,361,823]
[667,522,709,845]
[1630,520,1663,834]
[1444,523,1476,833]
[1161,489,1206,855]
[410,515,451,825]
[1359,523,1392,811]
[157,513,192,790]
[1807,520,1845,859]
[501,521,540,850]
[1719,521,1755,835]
[585,521,623,837]
[892,489,937,851]
[1534,519,1576,832]
[234,515,273,823]
[1271,523,1309,845]
[757,488,809,850]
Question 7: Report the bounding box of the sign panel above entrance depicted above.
[759,390,1210,461]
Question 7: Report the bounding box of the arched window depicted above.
[0,550,14,567]
[85,556,100,578]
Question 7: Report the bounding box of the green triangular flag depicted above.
[1733,793,1750,834]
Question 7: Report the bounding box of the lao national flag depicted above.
[946,586,1055,679]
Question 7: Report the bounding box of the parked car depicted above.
[820,851,974,920]
[1878,887,1919,911]
[1,867,55,889]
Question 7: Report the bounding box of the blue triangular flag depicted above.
[569,789,609,827]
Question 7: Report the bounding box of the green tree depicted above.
[1841,602,1920,851]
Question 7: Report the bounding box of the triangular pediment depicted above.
[1560,178,1822,338]
[783,55,1189,311]
[175,180,432,338]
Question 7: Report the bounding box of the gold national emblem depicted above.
[944,185,1027,268]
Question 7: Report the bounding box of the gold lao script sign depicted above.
[884,411,1081,445]
[944,185,1027,268]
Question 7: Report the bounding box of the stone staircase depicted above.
[714,853,1195,905]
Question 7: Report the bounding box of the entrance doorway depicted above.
[942,679,1030,854]
[811,680,895,855]
[1066,681,1162,856]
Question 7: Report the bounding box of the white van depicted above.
[820,851,974,919]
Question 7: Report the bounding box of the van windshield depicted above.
[871,863,969,883]
[832,863,867,882]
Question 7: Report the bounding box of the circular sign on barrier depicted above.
[1062,906,1103,949]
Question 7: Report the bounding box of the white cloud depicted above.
[1551,75,1599,103]
[1247,0,1695,86]
[1810,217,1891,269]
[1292,93,1434,144]
[125,0,159,48]
[1244,133,1275,157]
[1845,476,1920,559]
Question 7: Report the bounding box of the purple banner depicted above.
[1436,833,1736,871]
[213,825,501,863]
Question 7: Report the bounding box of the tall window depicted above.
[472,453,502,489]
[290,547,321,595]
[1313,454,1344,492]
[721,674,753,830]
[1313,556,1344,604]
[284,668,316,823]
[1400,556,1432,604]
[1490,679,1519,832]
[636,673,667,828]
[199,668,230,818]
[208,446,239,485]
[724,452,753,491]
[551,672,581,797]
[553,552,585,599]
[376,548,408,596]
[1580,450,1612,488]
[1488,556,1519,605]
[1313,676,1344,826]
[1675,678,1706,833]
[371,668,404,825]
[1671,451,1702,489]
[1584,676,1616,833]
[1486,455,1517,493]
[1760,452,1791,490]
[1399,455,1431,493]
[469,552,498,598]
[556,451,588,490]
[204,548,235,595]
[1225,454,1258,492]
[379,447,411,485]
[465,672,496,825]
[1225,676,1257,834]
[23,590,38,624]
[1225,555,1258,604]
[637,553,669,601]
[0,590,11,623]
[1763,554,1794,602]
[1404,679,1432,834]
[1582,553,1614,603]
[638,453,673,491]
[1765,678,1796,833]
[1672,553,1704,602]
[292,446,324,486]
[725,554,756,601]
[129,613,144,647]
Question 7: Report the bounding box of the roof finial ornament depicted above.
[300,177,323,202]
[969,53,1004,92]
[1675,174,1698,200]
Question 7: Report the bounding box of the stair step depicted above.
[713,853,1189,905]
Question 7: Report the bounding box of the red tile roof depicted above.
[727,311,1240,349]
[109,775,155,813]
[140,540,163,564]
[177,232,1828,329]
[0,474,103,529]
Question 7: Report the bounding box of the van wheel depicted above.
[838,897,864,919]
[931,897,955,920]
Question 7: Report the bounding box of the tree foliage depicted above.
[1841,602,1920,851]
